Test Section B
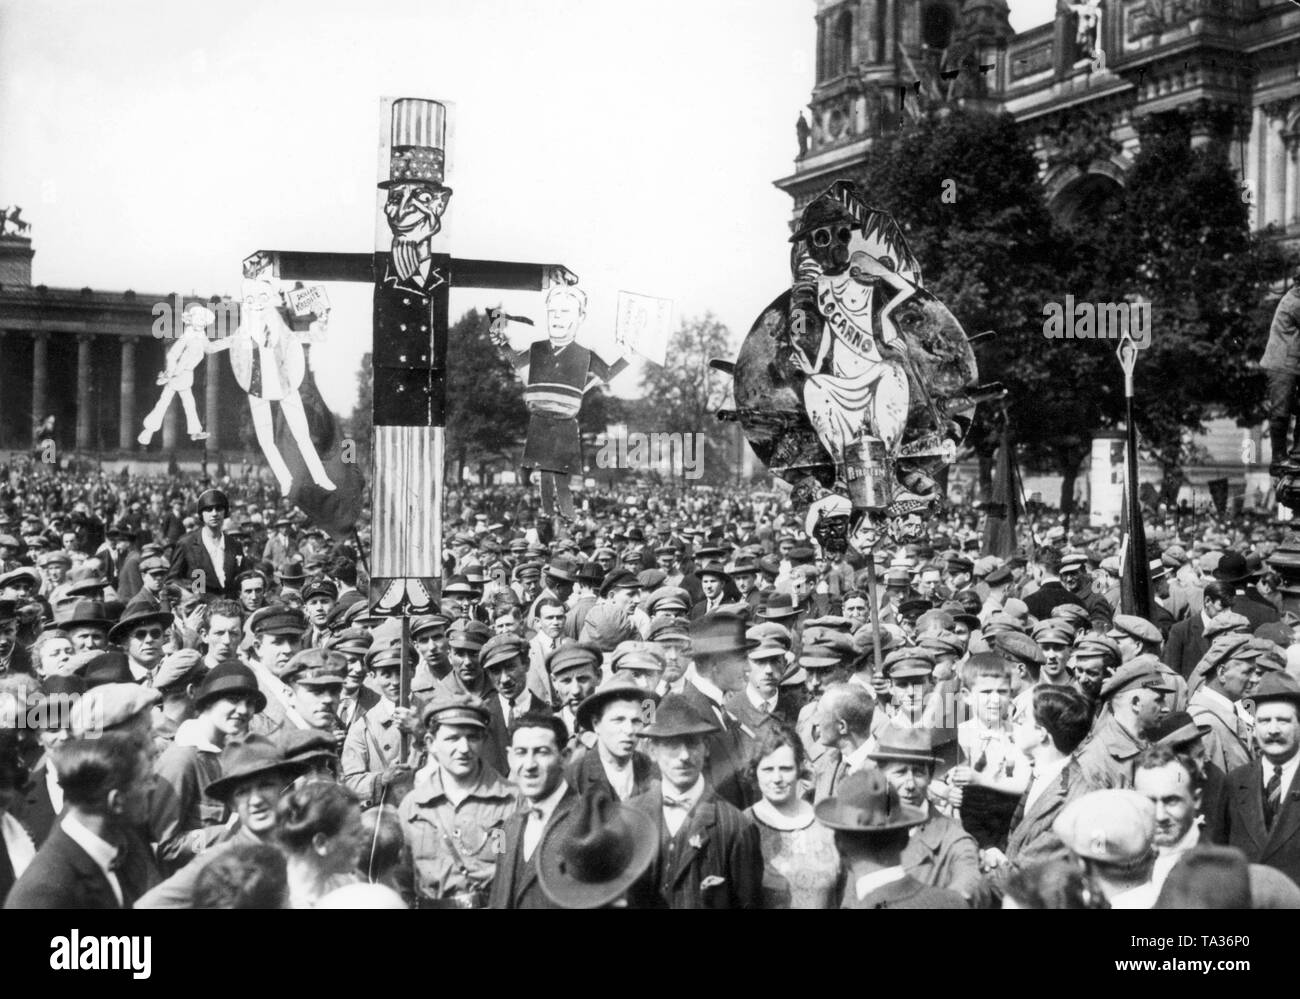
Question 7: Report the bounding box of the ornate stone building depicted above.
[777,0,1300,244]
[0,221,243,458]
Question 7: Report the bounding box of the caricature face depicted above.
[384,183,449,243]
[241,279,274,316]
[546,288,585,344]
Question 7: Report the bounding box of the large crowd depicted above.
[1,461,1299,909]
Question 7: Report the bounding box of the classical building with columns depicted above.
[0,223,244,460]
[775,0,1300,510]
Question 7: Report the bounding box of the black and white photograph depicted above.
[1,0,1299,953]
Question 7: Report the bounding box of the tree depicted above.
[345,351,373,465]
[638,314,737,486]
[1085,113,1291,497]
[860,109,1103,511]
[444,308,528,485]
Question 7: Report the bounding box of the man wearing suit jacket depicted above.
[678,612,759,810]
[6,733,160,908]
[489,713,581,910]
[994,686,1092,878]
[1187,636,1266,776]
[1221,672,1300,885]
[1163,582,1233,679]
[480,634,551,781]
[167,489,249,600]
[628,697,763,909]
[817,768,966,909]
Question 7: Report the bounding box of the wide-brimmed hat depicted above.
[640,694,718,739]
[49,598,111,632]
[576,678,660,733]
[814,769,928,833]
[758,593,801,621]
[690,612,758,659]
[537,791,658,909]
[867,724,942,767]
[204,735,305,800]
[107,607,172,644]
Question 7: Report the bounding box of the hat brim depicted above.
[641,718,719,739]
[108,611,173,642]
[205,758,306,801]
[536,803,659,909]
[576,684,660,733]
[867,749,941,766]
[813,798,929,832]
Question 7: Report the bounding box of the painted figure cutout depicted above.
[139,302,212,445]
[490,283,629,521]
[225,275,336,496]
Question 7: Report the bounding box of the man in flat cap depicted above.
[1108,613,1187,711]
[816,769,966,909]
[270,648,348,752]
[627,696,762,909]
[1075,657,1175,791]
[244,605,307,737]
[436,619,495,702]
[1221,671,1300,884]
[341,643,418,808]
[480,633,550,779]
[1187,634,1267,775]
[1054,789,1159,908]
[400,694,517,907]
[548,643,602,760]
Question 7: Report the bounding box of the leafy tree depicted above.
[444,308,528,484]
[345,351,373,465]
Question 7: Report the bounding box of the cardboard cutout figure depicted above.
[139,302,213,445]
[721,180,985,552]
[490,284,629,520]
[224,274,336,496]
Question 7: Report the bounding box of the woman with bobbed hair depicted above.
[275,780,366,908]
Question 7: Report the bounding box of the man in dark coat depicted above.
[1163,581,1234,679]
[167,489,249,600]
[6,733,160,909]
[1022,547,1086,622]
[628,697,762,910]
[816,769,966,909]
[1220,672,1300,885]
[677,612,758,809]
[567,678,657,802]
[488,713,582,910]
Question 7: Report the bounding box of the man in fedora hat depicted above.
[537,789,659,909]
[627,695,762,909]
[488,712,582,909]
[870,723,983,903]
[1213,551,1278,630]
[563,560,605,641]
[52,598,111,652]
[109,607,171,683]
[1148,709,1227,844]
[152,660,266,873]
[680,612,758,809]
[816,769,966,909]
[1221,671,1300,884]
[399,694,517,907]
[691,561,735,621]
[136,735,306,908]
[168,489,249,601]
[568,678,658,802]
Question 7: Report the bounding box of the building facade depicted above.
[0,224,247,460]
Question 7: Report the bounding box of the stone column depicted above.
[1246,105,1263,229]
[205,352,220,453]
[119,338,136,450]
[1288,132,1300,230]
[31,332,47,443]
[1268,111,1288,229]
[162,397,180,451]
[76,335,92,451]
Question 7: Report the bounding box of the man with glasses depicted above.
[109,608,171,683]
[167,488,249,600]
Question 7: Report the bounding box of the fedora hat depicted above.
[204,735,305,801]
[758,593,801,621]
[576,678,660,733]
[689,612,757,658]
[867,724,941,767]
[814,768,928,833]
[107,607,172,644]
[537,791,658,909]
[640,694,718,739]
[49,598,110,631]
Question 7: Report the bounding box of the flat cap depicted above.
[1073,634,1122,664]
[281,648,348,687]
[548,642,603,677]
[609,641,666,673]
[995,631,1046,666]
[301,576,339,602]
[646,615,690,643]
[1059,553,1089,572]
[153,649,206,693]
[1203,612,1251,640]
[1031,618,1078,646]
[480,634,529,670]
[1053,789,1155,864]
[447,618,492,650]
[69,682,162,737]
[420,693,489,731]
[1099,655,1176,701]
[1107,614,1162,646]
[248,606,307,636]
[324,627,373,658]
[410,613,450,638]
[881,647,936,679]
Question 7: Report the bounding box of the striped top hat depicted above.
[380,98,449,189]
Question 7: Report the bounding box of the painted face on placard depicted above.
[384,183,450,244]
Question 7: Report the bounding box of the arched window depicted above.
[874,0,888,64]
[830,8,853,78]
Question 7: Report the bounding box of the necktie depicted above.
[505,698,516,726]
[663,793,694,813]
[1264,764,1284,829]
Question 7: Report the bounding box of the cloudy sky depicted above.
[0,0,1056,414]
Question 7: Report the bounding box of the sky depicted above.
[0,0,1056,415]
